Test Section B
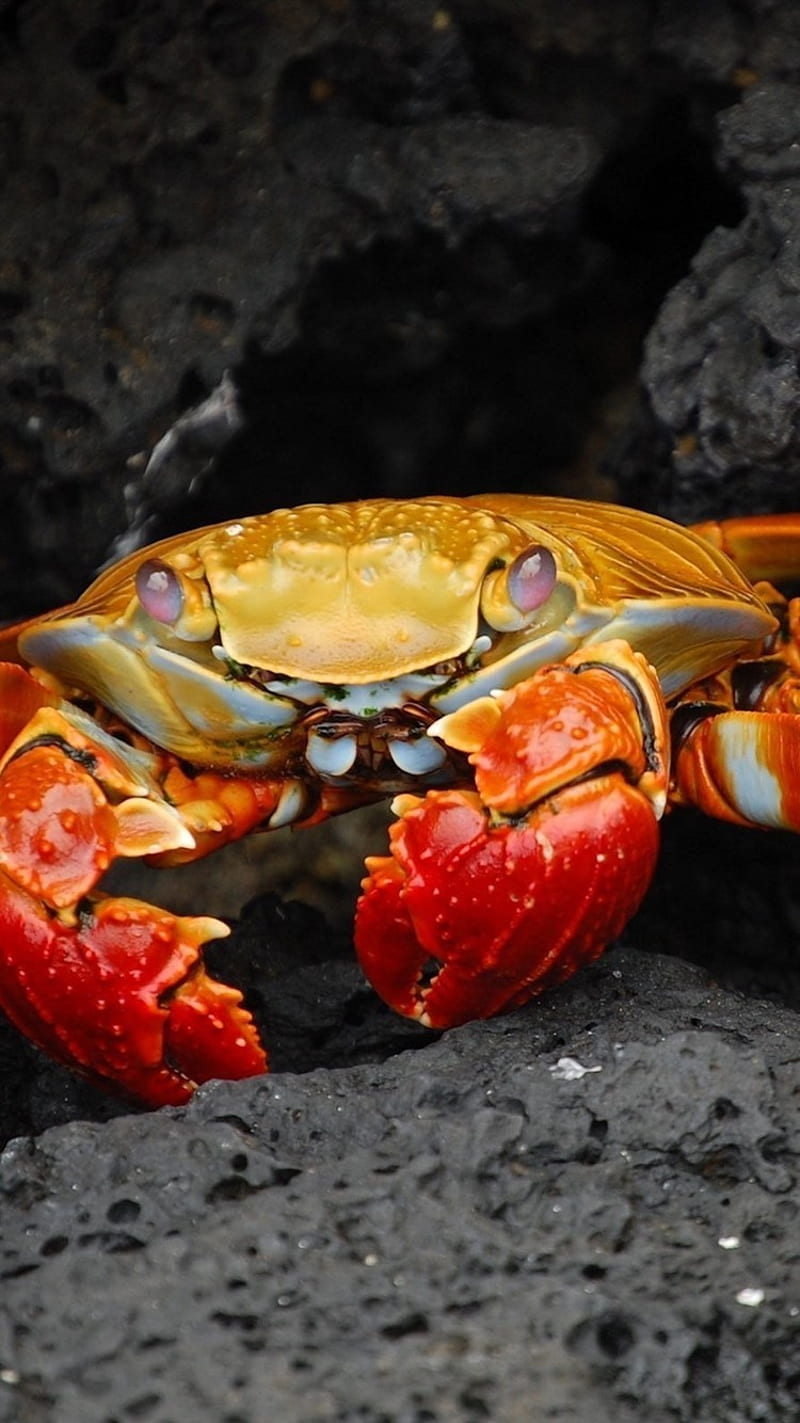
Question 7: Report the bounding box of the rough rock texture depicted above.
[637,80,800,522]
[3,949,800,1423]
[2,2,800,1420]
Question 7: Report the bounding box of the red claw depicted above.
[355,644,668,1028]
[0,666,269,1104]
[356,779,660,1026]
[0,871,266,1106]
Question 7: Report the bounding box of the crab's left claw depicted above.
[355,642,669,1027]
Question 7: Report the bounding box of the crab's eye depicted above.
[135,560,184,624]
[507,544,557,613]
[135,557,218,642]
[480,542,559,632]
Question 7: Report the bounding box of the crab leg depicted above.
[692,511,800,588]
[668,513,800,829]
[672,703,800,831]
[0,665,289,1105]
[355,641,669,1027]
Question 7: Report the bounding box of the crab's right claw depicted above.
[0,666,268,1105]
[0,872,267,1107]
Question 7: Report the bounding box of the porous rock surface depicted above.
[2,948,800,1423]
[2,2,800,1420]
[639,79,800,522]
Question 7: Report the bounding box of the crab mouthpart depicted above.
[301,707,453,786]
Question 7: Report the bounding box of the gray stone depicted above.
[1,950,799,1421]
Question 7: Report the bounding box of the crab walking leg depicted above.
[355,642,669,1027]
[673,710,800,831]
[691,512,800,588]
[0,666,286,1103]
[691,514,800,688]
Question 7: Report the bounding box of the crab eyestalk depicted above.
[354,642,669,1026]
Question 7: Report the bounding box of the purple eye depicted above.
[135,559,184,624]
[507,544,557,613]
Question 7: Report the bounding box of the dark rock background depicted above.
[1,2,800,1419]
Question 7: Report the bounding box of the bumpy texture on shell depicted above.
[17,496,774,692]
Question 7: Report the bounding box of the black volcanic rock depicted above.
[1,949,799,1422]
[639,81,800,523]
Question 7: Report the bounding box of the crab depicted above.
[0,494,797,1105]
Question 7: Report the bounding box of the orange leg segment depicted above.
[677,512,800,829]
[673,709,800,832]
[671,515,800,829]
[692,512,800,587]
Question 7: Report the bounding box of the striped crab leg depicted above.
[674,513,800,831]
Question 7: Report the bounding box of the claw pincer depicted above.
[355,644,668,1026]
[0,666,266,1104]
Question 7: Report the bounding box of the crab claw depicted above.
[355,642,668,1027]
[0,668,268,1104]
[0,873,266,1105]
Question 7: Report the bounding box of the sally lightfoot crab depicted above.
[0,495,798,1105]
